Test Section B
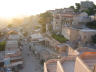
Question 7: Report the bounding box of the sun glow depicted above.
[0,0,96,19]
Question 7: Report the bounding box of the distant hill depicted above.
[0,14,29,28]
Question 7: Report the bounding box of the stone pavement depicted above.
[19,41,42,72]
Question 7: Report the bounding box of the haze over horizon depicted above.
[0,0,96,28]
[0,0,96,19]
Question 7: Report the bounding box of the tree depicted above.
[35,26,40,29]
[75,3,80,10]
[74,9,77,13]
[38,12,52,32]
[83,8,95,15]
[7,24,12,28]
[92,34,96,43]
[69,6,75,10]
[0,41,6,51]
[23,32,28,37]
[94,4,96,9]
[84,9,91,15]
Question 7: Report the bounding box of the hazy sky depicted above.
[0,0,96,18]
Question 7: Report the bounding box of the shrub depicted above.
[86,21,96,29]
[0,41,6,51]
[52,34,68,43]
[35,26,40,29]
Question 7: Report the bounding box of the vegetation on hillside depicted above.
[82,8,96,15]
[38,12,52,32]
[35,26,40,29]
[91,34,96,43]
[69,3,96,15]
[52,34,68,43]
[86,21,96,29]
[7,24,12,28]
[23,31,28,37]
[0,41,6,51]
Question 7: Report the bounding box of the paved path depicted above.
[19,41,42,72]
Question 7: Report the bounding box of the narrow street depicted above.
[19,41,42,72]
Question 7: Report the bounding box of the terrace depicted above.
[60,56,76,72]
[80,52,96,71]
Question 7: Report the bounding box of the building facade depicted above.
[81,1,94,8]
[62,26,96,44]
[79,12,88,23]
[62,27,80,42]
[53,12,79,33]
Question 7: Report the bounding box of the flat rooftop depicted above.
[5,48,21,57]
[7,40,18,44]
[8,35,20,40]
[6,43,18,48]
[0,51,4,62]
[62,60,75,72]
[31,33,43,39]
[80,52,96,71]
[10,56,22,61]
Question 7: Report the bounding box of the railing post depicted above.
[93,65,96,72]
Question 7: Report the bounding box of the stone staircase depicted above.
[47,62,57,72]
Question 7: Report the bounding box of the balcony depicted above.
[62,19,73,22]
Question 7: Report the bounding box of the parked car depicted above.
[20,42,23,46]
[13,66,19,72]
[25,42,27,45]
[19,46,23,50]
[18,64,23,69]
[5,68,12,72]
[0,63,3,67]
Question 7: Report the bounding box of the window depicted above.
[73,34,74,36]
[56,27,57,30]
[84,36,86,38]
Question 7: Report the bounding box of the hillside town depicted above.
[0,0,96,72]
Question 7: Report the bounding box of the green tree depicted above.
[75,3,80,10]
[35,26,40,29]
[86,21,96,29]
[7,24,12,28]
[92,34,96,43]
[23,32,28,37]
[84,9,91,15]
[83,8,95,15]
[69,6,75,10]
[94,4,96,9]
[0,41,6,51]
[74,9,77,13]
[38,12,52,32]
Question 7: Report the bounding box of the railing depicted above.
[45,59,59,65]
[93,65,96,72]
[62,19,73,21]
[57,61,65,72]
[44,63,48,72]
